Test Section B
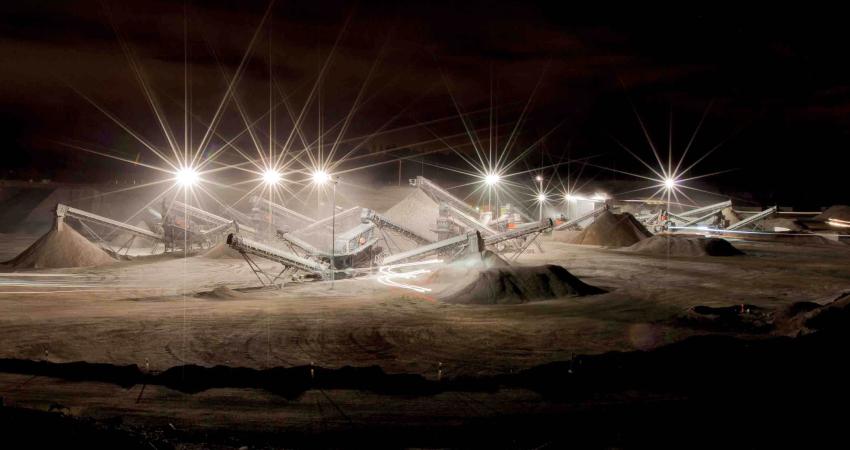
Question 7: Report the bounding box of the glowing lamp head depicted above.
[175,167,199,187]
[664,178,676,189]
[312,170,331,185]
[537,193,547,203]
[485,173,501,186]
[535,175,543,182]
[262,169,282,186]
[564,193,574,201]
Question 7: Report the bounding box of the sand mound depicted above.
[774,292,850,336]
[815,205,850,222]
[108,220,156,249]
[290,207,364,251]
[761,217,804,232]
[3,223,116,269]
[481,249,510,268]
[674,292,850,336]
[201,242,242,259]
[442,264,606,305]
[676,304,772,332]
[383,189,440,242]
[425,250,509,285]
[550,229,582,243]
[626,234,744,257]
[721,206,740,226]
[197,285,245,299]
[569,211,652,247]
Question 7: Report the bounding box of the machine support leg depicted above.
[511,232,542,262]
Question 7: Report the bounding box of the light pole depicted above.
[330,176,338,287]
[485,173,500,224]
[262,169,282,241]
[313,170,338,286]
[536,175,544,221]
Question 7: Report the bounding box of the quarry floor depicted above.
[1,233,849,445]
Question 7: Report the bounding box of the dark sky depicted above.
[2,1,848,208]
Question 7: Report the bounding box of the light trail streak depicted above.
[669,226,850,238]
[375,259,442,293]
[0,273,157,292]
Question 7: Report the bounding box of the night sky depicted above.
[2,2,848,208]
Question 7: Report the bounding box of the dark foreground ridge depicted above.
[1,293,849,447]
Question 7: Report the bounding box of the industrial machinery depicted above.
[484,218,553,261]
[226,233,329,286]
[56,203,166,254]
[381,231,484,266]
[411,176,543,253]
[249,196,315,237]
[361,208,434,246]
[726,206,778,231]
[638,200,733,233]
[55,199,258,254]
[382,218,553,266]
[554,205,608,231]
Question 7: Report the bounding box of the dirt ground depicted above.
[1,232,849,445]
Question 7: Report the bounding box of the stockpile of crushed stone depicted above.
[289,207,363,251]
[721,206,740,226]
[383,189,440,242]
[3,223,116,269]
[674,291,850,336]
[774,292,850,336]
[569,211,652,247]
[626,234,744,257]
[197,285,245,299]
[108,220,156,249]
[676,304,773,332]
[201,242,242,259]
[815,205,850,222]
[761,217,804,232]
[550,229,582,243]
[426,250,509,285]
[480,249,510,268]
[441,264,606,305]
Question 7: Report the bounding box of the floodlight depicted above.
[312,170,331,185]
[176,167,199,187]
[262,169,282,186]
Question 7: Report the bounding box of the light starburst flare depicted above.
[175,166,200,187]
[485,173,501,186]
[605,103,733,210]
[262,169,282,186]
[311,170,331,185]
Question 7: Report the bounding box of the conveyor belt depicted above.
[727,206,778,230]
[484,219,552,246]
[57,203,163,241]
[361,208,434,245]
[554,206,607,231]
[381,231,482,266]
[227,233,328,276]
[679,200,732,217]
[172,201,256,235]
